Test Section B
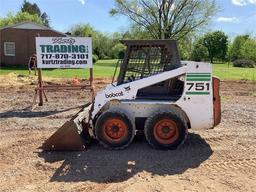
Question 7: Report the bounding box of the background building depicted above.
[0,21,66,66]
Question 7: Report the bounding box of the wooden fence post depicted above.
[38,69,43,106]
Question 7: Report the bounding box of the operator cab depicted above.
[114,40,184,101]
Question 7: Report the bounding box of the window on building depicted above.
[4,42,15,56]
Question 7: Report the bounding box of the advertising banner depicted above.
[36,37,92,68]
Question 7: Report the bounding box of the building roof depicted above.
[0,21,67,36]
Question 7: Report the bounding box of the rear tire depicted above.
[95,110,135,150]
[144,109,188,150]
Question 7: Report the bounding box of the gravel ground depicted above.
[0,78,255,192]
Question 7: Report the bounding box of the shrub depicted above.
[92,54,99,63]
[233,59,255,68]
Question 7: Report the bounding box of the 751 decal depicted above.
[187,82,210,91]
[186,82,211,95]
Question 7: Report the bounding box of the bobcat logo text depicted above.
[105,91,124,98]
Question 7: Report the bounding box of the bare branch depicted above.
[111,0,218,39]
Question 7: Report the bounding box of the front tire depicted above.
[144,109,188,150]
[95,110,135,150]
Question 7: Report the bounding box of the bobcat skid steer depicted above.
[42,40,221,151]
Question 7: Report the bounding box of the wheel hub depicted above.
[153,118,179,144]
[103,118,127,140]
[111,125,120,133]
[161,126,171,134]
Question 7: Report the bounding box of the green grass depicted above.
[0,60,255,81]
[213,63,255,81]
[0,59,118,78]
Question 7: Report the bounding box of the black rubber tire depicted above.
[144,109,188,150]
[95,110,135,150]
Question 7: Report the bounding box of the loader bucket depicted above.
[42,104,92,151]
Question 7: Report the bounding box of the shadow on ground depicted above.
[39,133,213,183]
[0,105,84,118]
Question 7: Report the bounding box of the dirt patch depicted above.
[0,73,59,87]
[0,73,111,90]
[0,80,255,192]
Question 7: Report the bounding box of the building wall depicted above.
[0,28,66,66]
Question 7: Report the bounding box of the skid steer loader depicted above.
[42,40,221,151]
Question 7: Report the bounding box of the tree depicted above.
[41,12,50,27]
[111,43,126,59]
[191,38,208,61]
[0,12,43,28]
[202,31,228,63]
[70,23,96,37]
[110,0,217,40]
[229,35,250,61]
[178,35,194,60]
[241,38,256,62]
[21,0,41,16]
[21,0,50,27]
[191,43,208,61]
[70,24,99,54]
[70,24,119,59]
[121,24,152,39]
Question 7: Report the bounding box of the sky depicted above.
[0,0,255,37]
